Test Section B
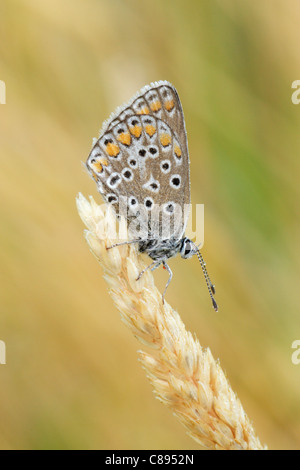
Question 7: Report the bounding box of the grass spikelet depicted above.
[76,192,266,450]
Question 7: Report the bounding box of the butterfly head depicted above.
[180,237,197,259]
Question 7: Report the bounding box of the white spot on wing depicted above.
[143,175,160,193]
[107,172,122,189]
[160,159,171,174]
[122,167,134,181]
[170,174,181,189]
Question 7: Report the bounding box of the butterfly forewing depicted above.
[86,81,190,241]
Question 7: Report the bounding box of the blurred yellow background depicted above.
[1,0,300,450]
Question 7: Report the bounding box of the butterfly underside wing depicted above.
[85,81,218,311]
[86,81,190,241]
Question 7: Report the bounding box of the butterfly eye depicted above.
[185,245,191,255]
[180,239,194,259]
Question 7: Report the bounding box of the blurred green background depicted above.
[0,0,300,450]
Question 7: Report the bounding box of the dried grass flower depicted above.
[76,193,266,450]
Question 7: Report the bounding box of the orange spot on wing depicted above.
[92,171,98,181]
[100,157,109,166]
[165,99,175,111]
[92,161,103,173]
[145,124,156,137]
[160,133,171,147]
[150,100,162,112]
[136,107,150,115]
[174,145,182,158]
[130,125,142,138]
[91,157,109,174]
[106,142,120,157]
[117,132,131,146]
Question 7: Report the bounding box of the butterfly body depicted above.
[86,81,218,310]
[138,237,182,261]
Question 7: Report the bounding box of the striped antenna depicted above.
[195,248,218,312]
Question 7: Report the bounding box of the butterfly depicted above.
[86,81,218,311]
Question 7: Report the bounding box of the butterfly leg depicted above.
[151,263,161,272]
[106,239,141,250]
[162,261,173,304]
[136,261,161,282]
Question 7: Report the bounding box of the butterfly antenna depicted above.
[195,249,218,312]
